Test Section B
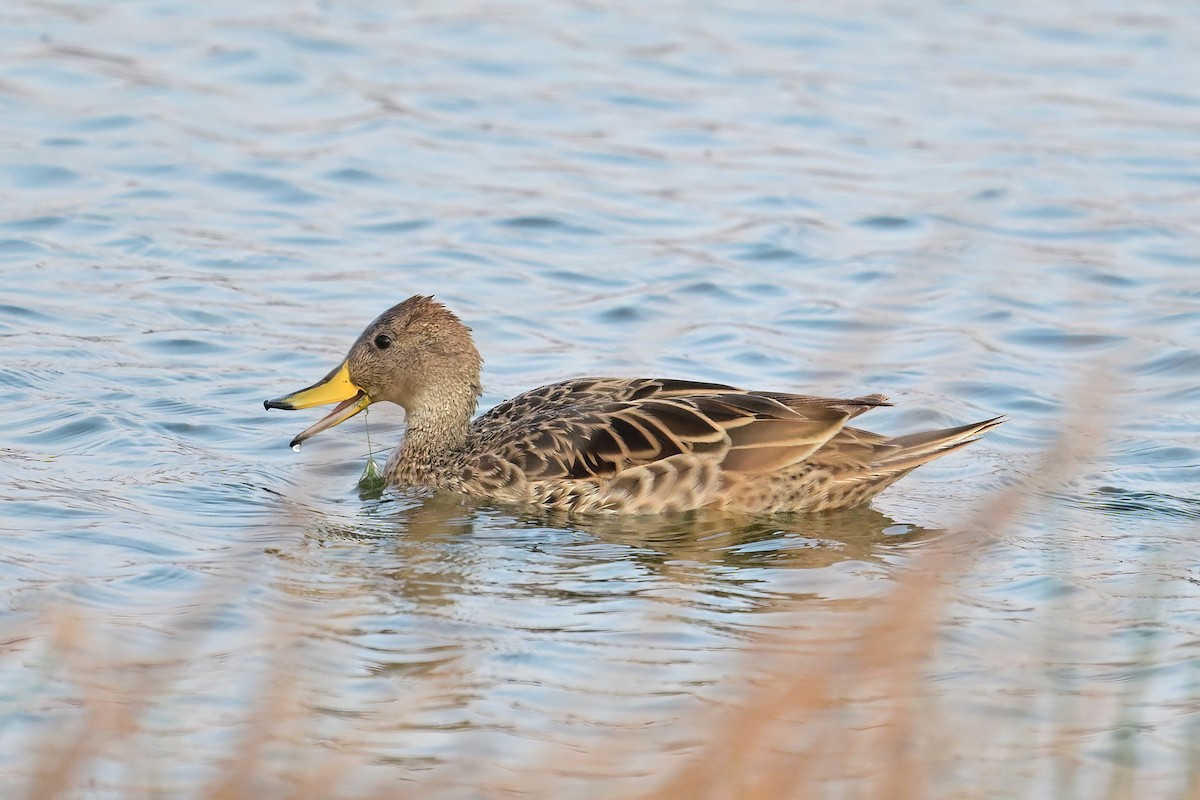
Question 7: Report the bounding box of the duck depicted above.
[264,295,1003,514]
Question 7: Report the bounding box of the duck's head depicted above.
[264,295,482,448]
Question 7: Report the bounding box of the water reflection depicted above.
[570,503,929,558]
[274,488,938,619]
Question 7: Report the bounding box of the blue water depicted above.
[1,0,1199,796]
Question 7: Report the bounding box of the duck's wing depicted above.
[469,377,890,484]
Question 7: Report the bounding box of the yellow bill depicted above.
[264,361,372,448]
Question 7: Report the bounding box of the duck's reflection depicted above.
[274,488,941,613]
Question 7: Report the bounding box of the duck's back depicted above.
[452,376,973,514]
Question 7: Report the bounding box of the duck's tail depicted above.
[875,415,1006,474]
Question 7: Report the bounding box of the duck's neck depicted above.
[388,379,480,486]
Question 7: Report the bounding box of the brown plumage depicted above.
[265,296,1004,514]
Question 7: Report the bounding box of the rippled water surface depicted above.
[2,0,1199,796]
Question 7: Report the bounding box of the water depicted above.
[1,0,1198,796]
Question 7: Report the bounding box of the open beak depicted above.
[264,361,371,448]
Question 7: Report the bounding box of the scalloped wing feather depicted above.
[467,379,866,493]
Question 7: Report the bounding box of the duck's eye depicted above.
[373,334,393,350]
